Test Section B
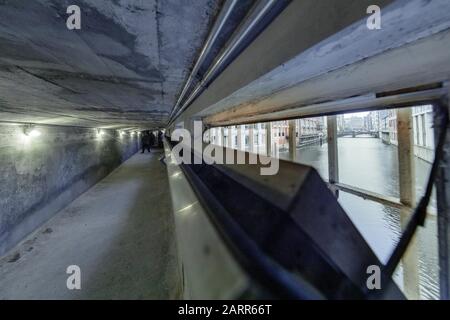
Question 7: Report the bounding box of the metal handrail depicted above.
[168,0,289,125]
[169,0,239,119]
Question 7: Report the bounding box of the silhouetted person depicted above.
[141,131,151,153]
[149,131,155,149]
[157,130,163,147]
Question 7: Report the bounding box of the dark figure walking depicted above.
[157,130,163,148]
[149,131,155,148]
[141,131,154,153]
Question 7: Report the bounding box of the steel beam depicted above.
[202,1,450,126]
[206,88,445,127]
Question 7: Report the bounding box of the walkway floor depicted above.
[0,151,180,299]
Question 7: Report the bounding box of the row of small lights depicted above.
[96,129,142,142]
[96,129,141,137]
[117,130,141,136]
[19,125,141,140]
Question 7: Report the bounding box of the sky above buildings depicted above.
[344,111,370,118]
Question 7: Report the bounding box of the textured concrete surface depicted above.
[0,151,179,299]
[0,124,139,256]
[0,0,220,128]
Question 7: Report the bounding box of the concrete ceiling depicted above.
[0,0,221,129]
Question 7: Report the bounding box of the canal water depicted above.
[279,136,439,300]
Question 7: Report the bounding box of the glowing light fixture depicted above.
[23,125,41,137]
[96,129,105,137]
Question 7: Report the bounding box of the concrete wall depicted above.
[0,124,140,256]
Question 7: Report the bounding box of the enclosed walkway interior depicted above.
[0,0,450,300]
[0,151,180,299]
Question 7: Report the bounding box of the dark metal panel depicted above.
[168,140,404,299]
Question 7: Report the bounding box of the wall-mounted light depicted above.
[23,125,41,137]
[20,124,42,145]
[96,129,105,137]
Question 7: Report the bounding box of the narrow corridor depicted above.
[0,151,180,299]
[0,0,449,302]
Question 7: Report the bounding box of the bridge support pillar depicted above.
[397,107,420,300]
[211,127,217,145]
[248,126,254,153]
[220,127,225,146]
[227,126,233,148]
[188,117,207,164]
[288,120,297,161]
[237,125,243,150]
[327,115,339,197]
[266,122,272,156]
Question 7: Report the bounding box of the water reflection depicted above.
[280,136,439,299]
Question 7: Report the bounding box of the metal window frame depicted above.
[205,84,450,299]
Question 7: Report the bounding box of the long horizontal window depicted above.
[207,105,439,300]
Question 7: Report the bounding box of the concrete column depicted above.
[227,127,233,148]
[327,116,339,193]
[435,97,450,299]
[266,122,272,156]
[211,127,216,145]
[288,120,297,161]
[220,127,225,146]
[248,126,254,153]
[237,125,243,150]
[191,117,206,164]
[397,108,420,300]
[210,127,215,144]
[255,123,261,153]
[398,109,415,207]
